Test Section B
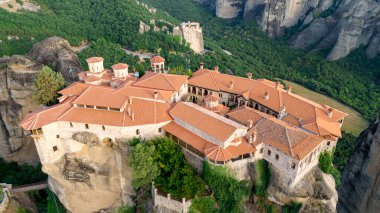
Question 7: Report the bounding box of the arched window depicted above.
[291,162,296,169]
[204,90,208,96]
[327,141,331,146]
[275,154,279,160]
[267,150,271,156]
[85,124,89,129]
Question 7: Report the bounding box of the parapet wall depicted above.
[152,183,191,213]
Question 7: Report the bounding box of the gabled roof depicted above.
[169,102,246,142]
[227,106,323,160]
[72,86,128,109]
[133,71,188,92]
[114,84,173,102]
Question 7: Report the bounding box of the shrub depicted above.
[319,151,333,174]
[113,205,135,213]
[254,160,271,196]
[189,196,218,213]
[202,162,251,213]
[283,202,302,213]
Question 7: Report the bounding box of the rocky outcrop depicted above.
[196,0,380,60]
[173,22,205,53]
[337,110,380,213]
[291,0,380,60]
[0,56,41,163]
[267,166,337,213]
[45,143,133,213]
[27,37,83,82]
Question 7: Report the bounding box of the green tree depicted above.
[129,143,160,188]
[319,151,333,173]
[189,196,218,213]
[32,66,66,106]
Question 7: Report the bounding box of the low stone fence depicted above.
[152,183,192,213]
[0,184,12,213]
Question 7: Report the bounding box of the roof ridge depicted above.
[285,128,294,157]
[209,72,220,91]
[163,74,177,91]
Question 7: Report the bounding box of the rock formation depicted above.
[27,37,83,82]
[173,22,205,53]
[267,166,338,213]
[194,0,380,60]
[337,110,380,213]
[44,141,133,213]
[0,56,41,163]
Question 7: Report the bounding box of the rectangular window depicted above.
[86,105,95,109]
[275,154,279,160]
[136,129,140,135]
[267,150,271,156]
[102,126,106,131]
[109,108,120,111]
[56,135,60,139]
[219,93,222,98]
[53,146,58,152]
[70,122,73,128]
[85,124,89,129]
[97,106,108,110]
[158,128,162,133]
[76,104,85,108]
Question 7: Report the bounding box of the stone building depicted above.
[173,22,204,53]
[20,57,347,188]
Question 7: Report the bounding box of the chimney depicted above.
[154,91,158,100]
[286,86,292,94]
[200,62,204,69]
[247,120,254,129]
[129,97,133,105]
[247,72,253,79]
[249,131,257,144]
[214,66,219,72]
[327,108,334,118]
[131,112,135,121]
[229,80,234,89]
[264,92,269,100]
[275,81,280,89]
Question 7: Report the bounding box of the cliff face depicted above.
[337,111,380,213]
[44,136,133,213]
[196,0,380,60]
[0,56,42,163]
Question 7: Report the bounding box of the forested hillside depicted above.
[0,0,379,121]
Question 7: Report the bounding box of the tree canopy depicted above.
[32,66,66,106]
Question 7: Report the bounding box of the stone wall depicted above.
[0,184,11,212]
[173,22,205,53]
[152,183,191,213]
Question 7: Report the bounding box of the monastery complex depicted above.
[20,56,347,187]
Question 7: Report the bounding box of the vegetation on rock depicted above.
[202,162,251,213]
[0,158,47,186]
[189,196,218,213]
[32,66,66,106]
[254,160,271,196]
[129,137,206,198]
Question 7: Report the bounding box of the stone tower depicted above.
[173,22,204,53]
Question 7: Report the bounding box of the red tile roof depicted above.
[133,71,188,92]
[112,63,129,70]
[150,56,165,63]
[86,57,104,63]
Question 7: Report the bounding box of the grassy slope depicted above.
[283,80,369,136]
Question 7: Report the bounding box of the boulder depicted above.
[27,37,82,82]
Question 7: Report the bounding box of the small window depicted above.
[70,122,73,128]
[260,148,263,154]
[56,135,60,139]
[102,126,106,131]
[53,146,58,152]
[291,162,296,170]
[219,93,222,98]
[275,154,279,160]
[136,129,140,135]
[85,124,89,129]
[267,150,271,156]
[158,128,162,133]
[327,141,331,146]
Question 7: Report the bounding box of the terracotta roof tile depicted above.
[112,63,129,70]
[133,71,188,91]
[150,55,165,63]
[86,57,104,63]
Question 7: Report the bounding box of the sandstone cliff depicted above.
[195,0,380,60]
[44,135,133,213]
[337,110,380,213]
[27,37,83,83]
[0,56,41,163]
